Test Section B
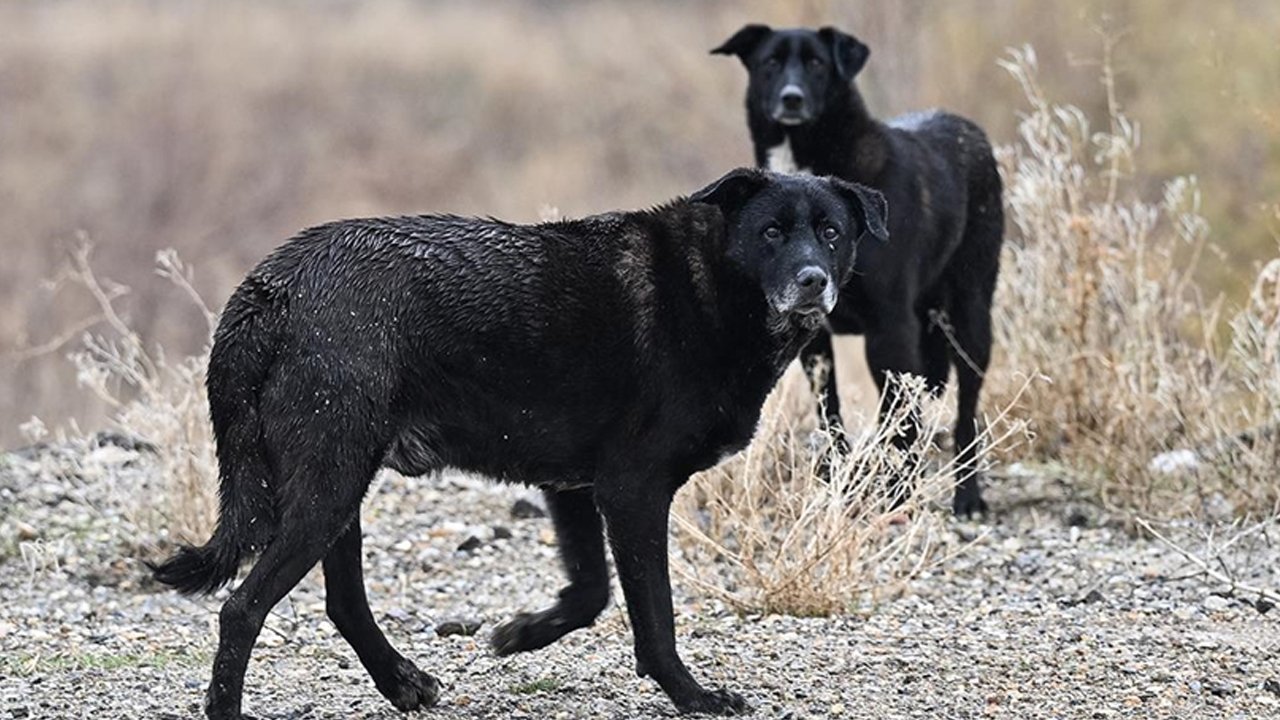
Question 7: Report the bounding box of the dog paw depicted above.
[490,612,555,656]
[952,486,988,518]
[380,658,441,712]
[675,687,751,716]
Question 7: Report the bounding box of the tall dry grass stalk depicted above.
[672,369,1027,617]
[61,240,219,544]
[988,46,1280,518]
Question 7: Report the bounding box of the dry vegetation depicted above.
[672,371,1028,617]
[4,0,1279,448]
[987,46,1280,519]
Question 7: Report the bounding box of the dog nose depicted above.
[796,266,828,296]
[780,87,805,111]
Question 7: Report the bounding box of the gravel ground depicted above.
[1,439,1278,720]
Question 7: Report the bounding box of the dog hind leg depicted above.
[946,282,996,517]
[325,517,440,711]
[205,502,362,719]
[204,400,388,720]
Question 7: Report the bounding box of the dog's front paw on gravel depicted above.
[491,611,568,656]
[676,688,751,716]
[490,612,538,656]
[380,658,441,712]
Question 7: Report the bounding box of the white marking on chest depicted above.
[766,138,809,175]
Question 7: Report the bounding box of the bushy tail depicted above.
[151,278,281,595]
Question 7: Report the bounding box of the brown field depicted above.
[2,0,1278,448]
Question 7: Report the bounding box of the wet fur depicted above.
[152,169,884,718]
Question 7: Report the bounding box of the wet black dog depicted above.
[151,168,886,718]
[713,24,1004,515]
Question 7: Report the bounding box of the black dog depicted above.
[151,168,886,718]
[713,25,1004,515]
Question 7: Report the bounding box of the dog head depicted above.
[691,168,887,321]
[712,25,868,128]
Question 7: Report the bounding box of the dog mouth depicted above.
[769,296,828,318]
[772,109,810,126]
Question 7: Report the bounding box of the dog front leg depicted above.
[864,317,927,503]
[594,477,748,716]
[800,331,851,465]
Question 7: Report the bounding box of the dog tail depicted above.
[151,277,282,595]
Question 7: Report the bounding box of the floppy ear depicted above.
[710,24,772,66]
[831,178,888,243]
[817,26,869,80]
[689,167,771,213]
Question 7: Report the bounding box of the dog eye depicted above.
[764,57,781,71]
[808,58,825,69]
[763,227,782,242]
[822,225,840,241]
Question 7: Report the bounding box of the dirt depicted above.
[1,440,1277,720]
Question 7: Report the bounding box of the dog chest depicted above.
[766,137,809,175]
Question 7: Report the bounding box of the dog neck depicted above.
[750,86,888,184]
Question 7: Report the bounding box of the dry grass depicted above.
[672,370,1027,617]
[986,46,1280,519]
[57,241,219,545]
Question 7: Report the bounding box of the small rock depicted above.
[511,498,547,519]
[16,521,39,541]
[1061,588,1104,607]
[456,535,484,552]
[1255,599,1275,615]
[436,619,482,637]
[1065,509,1090,528]
[492,525,513,540]
[1208,681,1235,697]
[1263,678,1280,697]
[1203,595,1232,612]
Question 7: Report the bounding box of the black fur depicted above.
[151,168,886,719]
[714,24,1005,516]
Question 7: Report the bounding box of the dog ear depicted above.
[710,24,772,66]
[689,167,771,212]
[831,178,888,244]
[818,26,869,80]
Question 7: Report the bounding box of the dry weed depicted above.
[672,368,1027,617]
[987,46,1280,518]
[58,240,218,545]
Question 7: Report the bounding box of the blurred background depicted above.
[2,0,1277,448]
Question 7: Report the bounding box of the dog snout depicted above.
[796,266,828,298]
[780,86,805,111]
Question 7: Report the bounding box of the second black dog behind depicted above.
[714,24,1005,515]
[151,168,887,719]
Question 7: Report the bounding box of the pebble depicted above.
[1203,595,1232,612]
[1,439,1277,719]
[435,619,483,637]
[511,498,547,519]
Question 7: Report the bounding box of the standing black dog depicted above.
[151,168,886,718]
[713,24,1004,515]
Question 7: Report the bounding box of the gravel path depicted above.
[1,439,1278,719]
